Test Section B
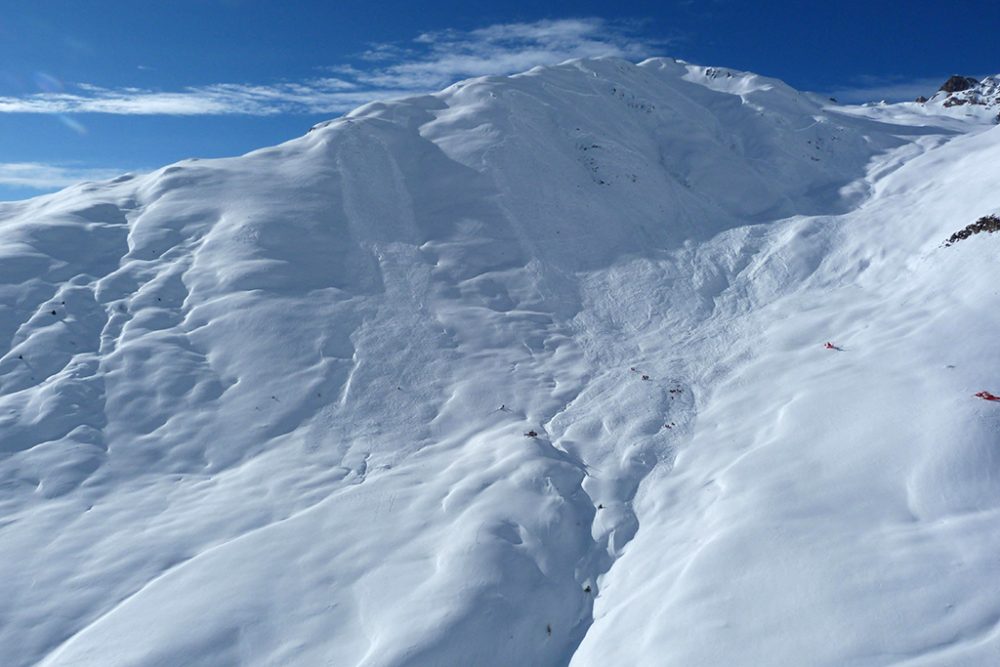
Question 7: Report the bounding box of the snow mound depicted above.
[2,57,999,666]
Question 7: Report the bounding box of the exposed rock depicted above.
[944,214,1000,246]
[939,75,980,93]
[915,95,928,104]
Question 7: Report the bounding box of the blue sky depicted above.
[1,0,997,200]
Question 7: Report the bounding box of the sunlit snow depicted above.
[2,57,999,666]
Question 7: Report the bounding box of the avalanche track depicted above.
[2,58,1000,666]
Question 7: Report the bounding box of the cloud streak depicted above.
[826,75,950,103]
[0,18,661,116]
[0,162,129,189]
[0,79,389,116]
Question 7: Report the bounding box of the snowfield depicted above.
[1,57,999,666]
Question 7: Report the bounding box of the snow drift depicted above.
[1,58,999,666]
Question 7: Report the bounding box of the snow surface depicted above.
[1,57,999,666]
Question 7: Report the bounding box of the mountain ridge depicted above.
[915,73,1000,121]
[2,57,1000,666]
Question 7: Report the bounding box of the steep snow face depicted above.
[1,57,999,666]
[571,122,1000,667]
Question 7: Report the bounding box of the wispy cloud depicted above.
[0,18,662,116]
[349,18,659,90]
[826,75,950,103]
[0,78,380,116]
[0,162,128,189]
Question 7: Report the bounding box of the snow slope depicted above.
[1,58,999,666]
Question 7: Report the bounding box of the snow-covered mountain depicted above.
[2,57,1000,666]
[916,75,1000,124]
[922,74,1000,116]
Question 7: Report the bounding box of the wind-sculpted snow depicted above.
[2,57,999,666]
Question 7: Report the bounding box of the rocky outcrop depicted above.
[944,214,1000,246]
[939,75,980,93]
[923,75,1000,115]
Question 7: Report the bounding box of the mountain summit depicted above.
[939,74,980,93]
[917,73,1000,119]
[3,57,1000,667]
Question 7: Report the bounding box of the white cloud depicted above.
[0,163,129,189]
[0,78,375,116]
[826,75,951,103]
[355,18,658,90]
[0,18,662,116]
